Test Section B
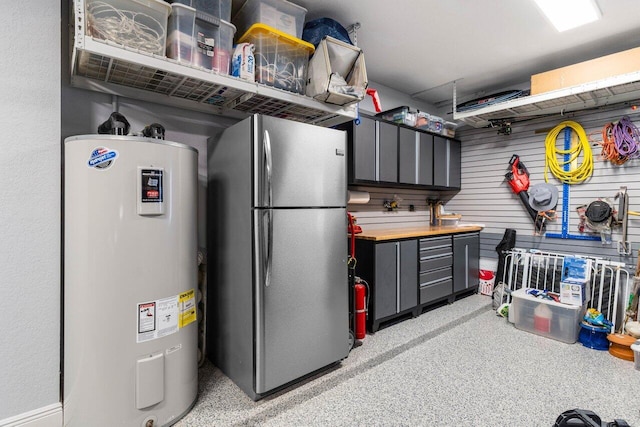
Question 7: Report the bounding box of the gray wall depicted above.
[447,104,640,268]
[0,1,61,420]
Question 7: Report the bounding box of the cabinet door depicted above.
[453,233,480,293]
[374,242,397,320]
[417,132,434,186]
[351,117,376,182]
[398,127,417,184]
[433,135,448,187]
[449,139,461,189]
[378,121,398,183]
[399,239,418,311]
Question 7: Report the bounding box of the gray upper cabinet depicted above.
[417,131,434,186]
[378,121,398,183]
[398,127,417,184]
[433,135,461,189]
[343,116,376,182]
[343,115,459,189]
[433,136,448,187]
[449,139,461,189]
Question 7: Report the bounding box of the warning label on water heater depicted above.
[179,289,196,328]
[136,289,196,343]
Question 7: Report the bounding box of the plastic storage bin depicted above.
[510,288,584,343]
[428,115,444,133]
[632,340,640,371]
[167,3,196,63]
[478,258,498,296]
[415,112,430,129]
[193,12,236,74]
[377,106,416,127]
[306,36,368,106]
[85,0,171,56]
[238,24,314,94]
[168,0,232,21]
[233,0,307,39]
[442,121,458,137]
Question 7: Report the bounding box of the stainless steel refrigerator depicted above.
[207,114,349,400]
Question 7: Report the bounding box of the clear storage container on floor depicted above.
[511,288,584,344]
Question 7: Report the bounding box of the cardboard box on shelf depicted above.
[530,46,640,95]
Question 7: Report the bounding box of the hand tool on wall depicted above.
[504,154,546,233]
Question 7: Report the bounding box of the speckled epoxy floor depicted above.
[175,294,640,426]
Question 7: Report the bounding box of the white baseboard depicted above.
[0,404,62,427]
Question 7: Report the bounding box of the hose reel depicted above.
[577,186,631,253]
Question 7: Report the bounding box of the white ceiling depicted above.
[235,0,640,113]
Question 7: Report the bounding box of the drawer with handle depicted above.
[420,254,453,272]
[419,236,452,251]
[419,267,452,286]
[420,278,452,304]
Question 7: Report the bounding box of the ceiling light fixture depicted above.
[533,0,601,32]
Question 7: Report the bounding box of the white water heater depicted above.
[64,135,198,427]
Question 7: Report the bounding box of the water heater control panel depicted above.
[138,167,164,215]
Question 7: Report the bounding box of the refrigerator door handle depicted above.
[263,209,273,287]
[263,130,273,207]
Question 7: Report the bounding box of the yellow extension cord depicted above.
[544,120,594,184]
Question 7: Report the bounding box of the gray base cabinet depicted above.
[453,233,480,294]
[355,239,418,332]
[355,232,480,333]
[418,236,453,307]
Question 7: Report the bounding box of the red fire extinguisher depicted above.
[355,281,367,340]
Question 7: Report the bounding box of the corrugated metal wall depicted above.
[347,103,640,269]
[448,103,640,268]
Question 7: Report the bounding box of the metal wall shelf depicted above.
[452,71,640,128]
[71,0,356,127]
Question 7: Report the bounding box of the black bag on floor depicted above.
[553,408,629,427]
[495,228,516,286]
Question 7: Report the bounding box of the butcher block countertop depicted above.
[354,224,484,241]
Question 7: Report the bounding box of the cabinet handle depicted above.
[420,252,453,261]
[446,140,451,187]
[465,244,469,289]
[415,132,420,183]
[396,242,400,313]
[375,121,380,181]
